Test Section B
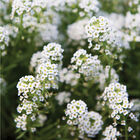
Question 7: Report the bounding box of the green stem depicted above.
[125,124,128,140]
[108,65,112,85]
[29,132,33,140]
[125,117,128,140]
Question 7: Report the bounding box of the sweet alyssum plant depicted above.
[1,0,140,140]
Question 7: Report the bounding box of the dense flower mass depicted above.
[30,43,64,73]
[2,0,140,139]
[15,42,63,132]
[100,83,138,122]
[42,43,64,63]
[11,0,48,18]
[49,0,100,16]
[102,125,121,140]
[85,16,111,42]
[17,75,39,97]
[36,62,59,89]
[65,100,88,125]
[85,16,127,56]
[71,49,101,77]
[11,0,32,18]
[78,111,103,138]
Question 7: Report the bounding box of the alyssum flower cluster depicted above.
[15,42,63,132]
[65,100,103,138]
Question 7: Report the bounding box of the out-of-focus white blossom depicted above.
[124,11,140,42]
[55,91,71,105]
[59,68,80,86]
[130,99,140,112]
[67,18,88,41]
[38,23,58,43]
[95,66,119,90]
[49,0,100,16]
[0,26,9,56]
[30,51,42,71]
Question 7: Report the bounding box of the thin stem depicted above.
[125,117,128,140]
[125,124,128,140]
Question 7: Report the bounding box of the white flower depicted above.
[65,100,88,125]
[67,18,88,41]
[11,0,32,18]
[124,11,140,42]
[55,91,71,105]
[0,26,9,56]
[16,42,63,132]
[42,43,64,63]
[78,111,103,138]
[59,68,80,86]
[102,125,121,140]
[100,83,134,121]
[71,49,101,78]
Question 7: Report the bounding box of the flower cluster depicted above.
[55,91,71,105]
[17,75,40,97]
[78,111,103,138]
[15,75,48,131]
[36,62,59,89]
[0,26,9,56]
[65,100,103,138]
[71,49,101,77]
[11,1,59,45]
[11,0,48,18]
[11,0,32,18]
[15,42,63,132]
[85,16,111,44]
[65,100,88,125]
[42,43,64,63]
[30,43,64,72]
[102,125,121,140]
[15,114,27,131]
[85,16,125,56]
[59,68,80,86]
[100,83,138,122]
[50,0,100,16]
